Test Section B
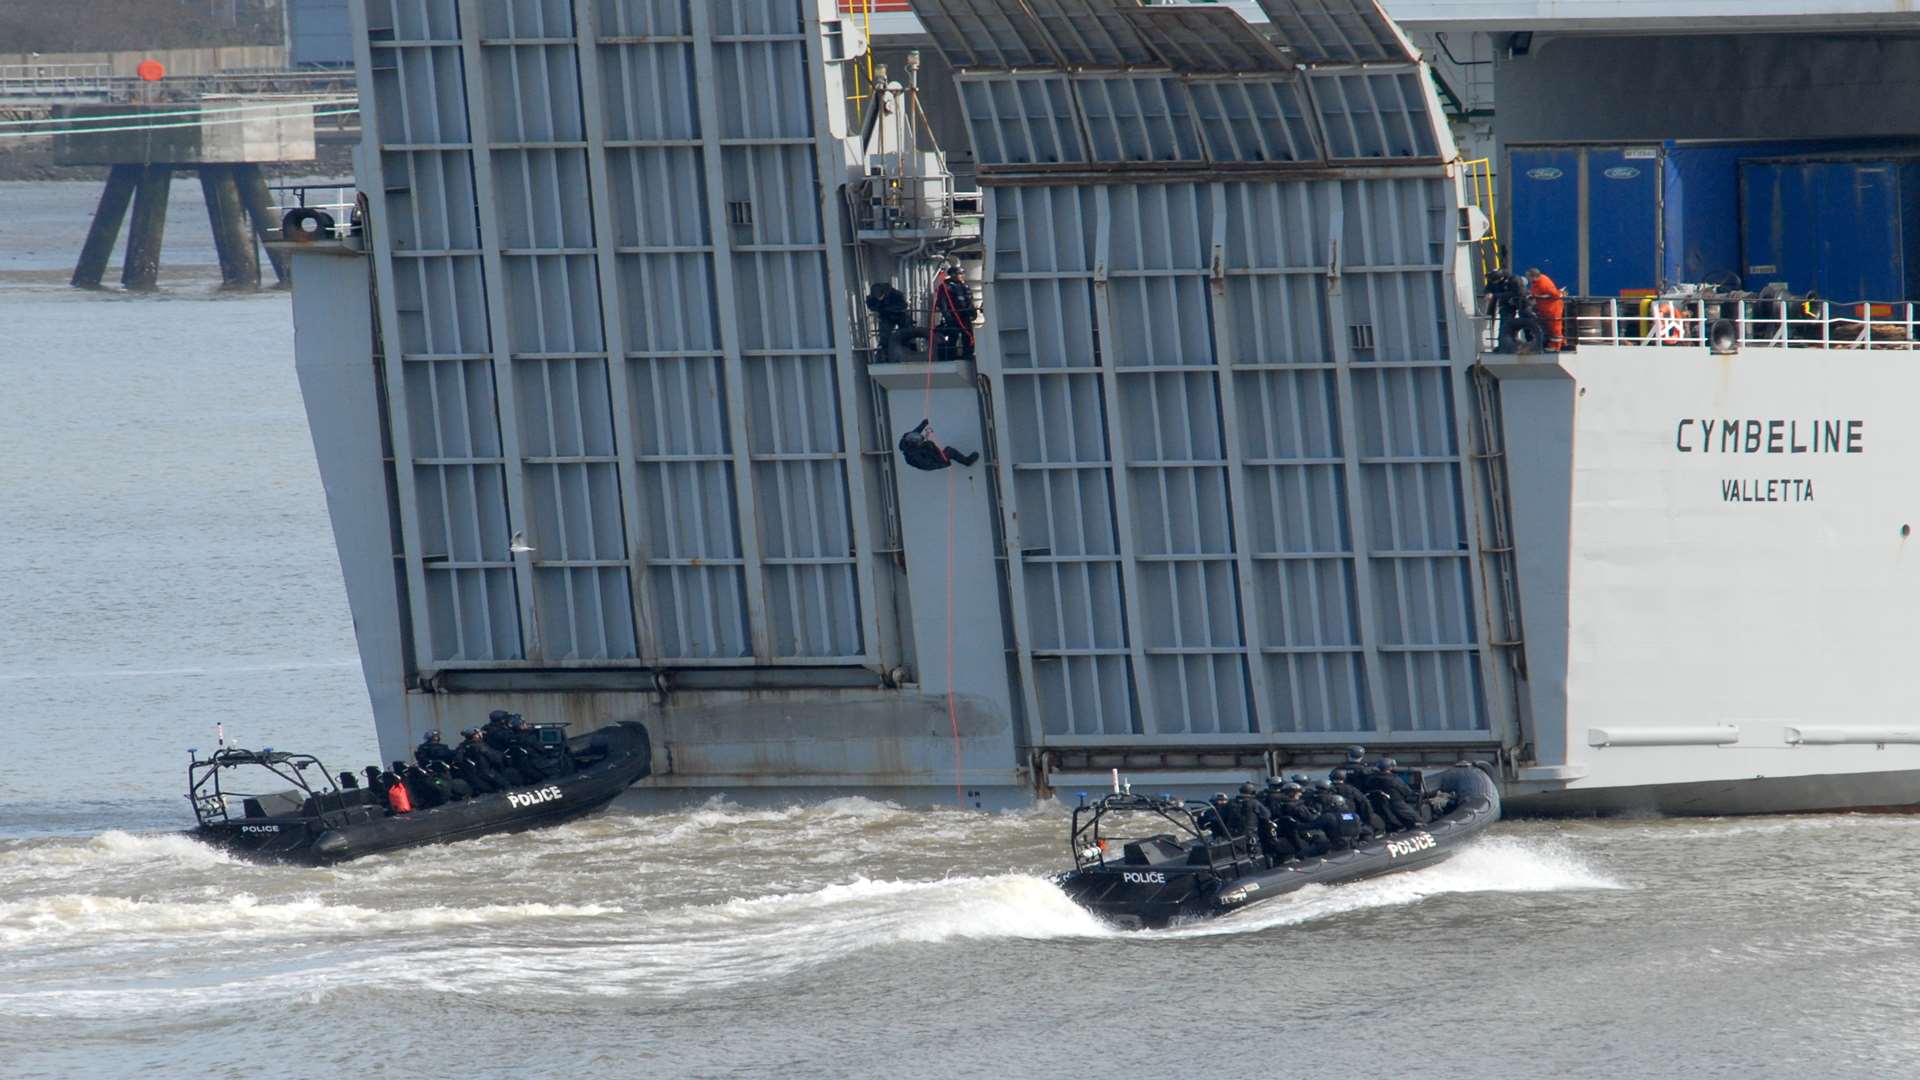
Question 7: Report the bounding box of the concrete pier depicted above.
[55,99,315,290]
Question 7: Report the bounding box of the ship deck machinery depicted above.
[284,0,1920,815]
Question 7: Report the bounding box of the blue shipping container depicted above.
[1507,144,1662,296]
[1585,147,1660,298]
[1659,140,1860,286]
[1508,147,1580,289]
[1740,159,1920,302]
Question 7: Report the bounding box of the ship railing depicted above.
[266,183,358,241]
[0,62,112,98]
[1484,296,1920,353]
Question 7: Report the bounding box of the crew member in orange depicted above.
[1526,267,1565,350]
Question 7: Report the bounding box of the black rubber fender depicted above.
[281,207,336,243]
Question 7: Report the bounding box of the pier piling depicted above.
[201,166,259,289]
[71,164,139,289]
[236,165,291,286]
[121,164,173,292]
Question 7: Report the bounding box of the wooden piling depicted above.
[71,164,140,289]
[235,164,291,286]
[121,165,173,292]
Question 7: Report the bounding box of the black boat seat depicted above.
[1122,836,1187,866]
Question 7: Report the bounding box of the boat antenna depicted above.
[216,722,225,748]
[1111,767,1120,794]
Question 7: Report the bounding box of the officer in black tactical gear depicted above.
[1233,782,1284,863]
[452,728,500,793]
[403,762,447,808]
[1258,777,1308,860]
[455,727,506,792]
[429,759,471,802]
[1310,779,1360,851]
[898,418,980,471]
[865,280,916,354]
[415,730,457,769]
[1360,756,1421,832]
[1203,793,1239,840]
[934,264,978,361]
[1329,767,1381,841]
[1275,782,1330,857]
[1481,267,1539,352]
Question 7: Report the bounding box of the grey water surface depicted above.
[4,179,1918,1080]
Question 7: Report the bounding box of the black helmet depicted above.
[1329,767,1348,782]
[1280,782,1303,796]
[425,731,442,743]
[1238,782,1258,796]
[1380,757,1398,770]
[1210,792,1229,804]
[509,715,528,730]
[1265,775,1285,788]
[460,727,478,738]
[1288,772,1309,785]
[950,263,966,275]
[488,709,509,722]
[1345,745,1366,762]
[1310,779,1331,792]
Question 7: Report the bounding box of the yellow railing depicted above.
[848,0,876,108]
[1460,156,1501,281]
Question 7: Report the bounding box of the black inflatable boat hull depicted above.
[194,721,652,865]
[1057,765,1500,929]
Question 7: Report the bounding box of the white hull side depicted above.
[1520,343,1920,809]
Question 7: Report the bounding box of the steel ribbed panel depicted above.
[938,0,1497,743]
[357,0,875,671]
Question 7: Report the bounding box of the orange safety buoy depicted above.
[136,59,166,82]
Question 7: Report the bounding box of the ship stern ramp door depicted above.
[338,0,1027,788]
[913,0,1519,786]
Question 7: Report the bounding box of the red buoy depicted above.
[136,59,165,81]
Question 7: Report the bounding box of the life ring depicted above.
[1652,301,1685,345]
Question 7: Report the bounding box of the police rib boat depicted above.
[185,721,652,865]
[1056,764,1500,929]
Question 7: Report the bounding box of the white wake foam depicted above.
[0,893,621,946]
[1158,834,1623,937]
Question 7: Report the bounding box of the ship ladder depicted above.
[1468,361,1528,685]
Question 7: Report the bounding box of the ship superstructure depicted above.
[287,0,1920,814]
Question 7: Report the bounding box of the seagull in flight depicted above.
[509,530,534,555]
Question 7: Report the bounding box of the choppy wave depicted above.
[0,830,238,886]
[0,810,1623,1008]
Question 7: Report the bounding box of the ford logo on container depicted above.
[1603,166,1641,180]
[1525,167,1563,181]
